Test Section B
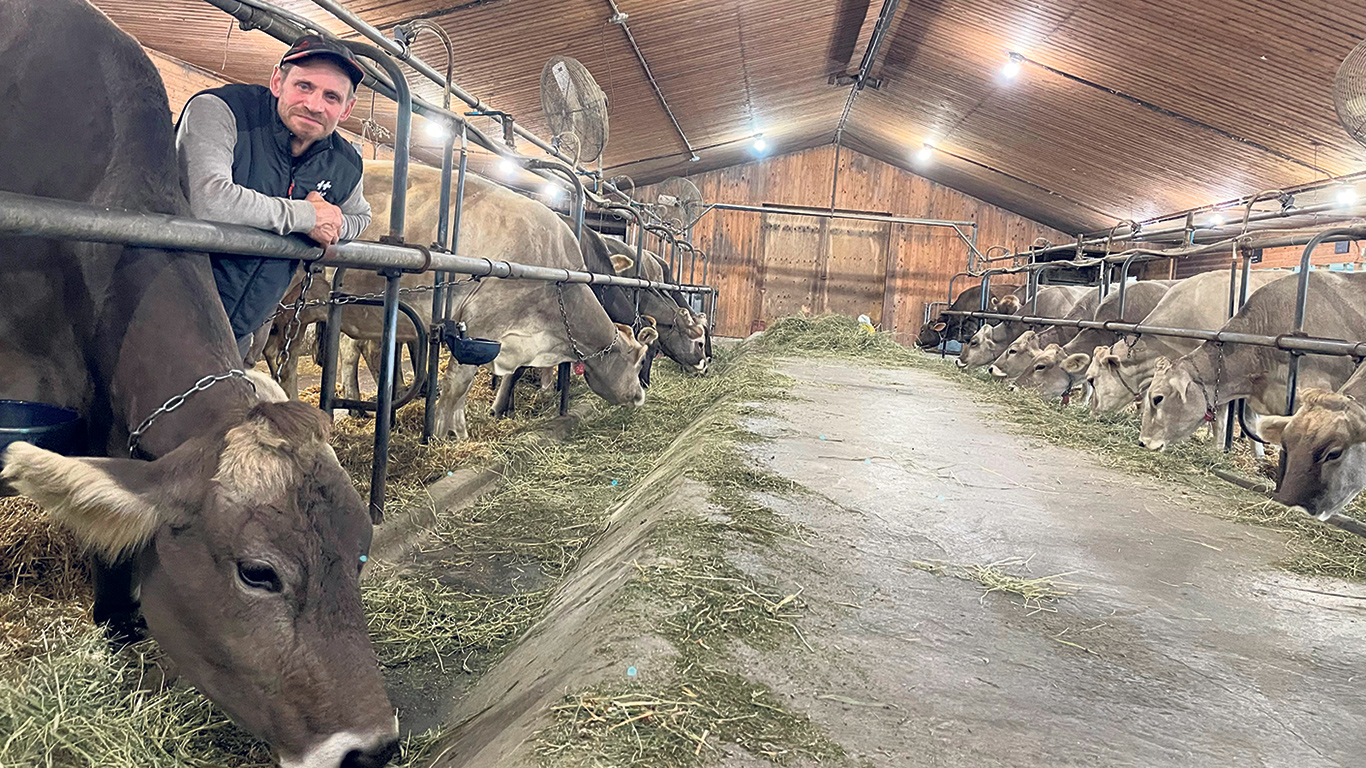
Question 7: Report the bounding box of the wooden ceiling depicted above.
[94,0,1366,233]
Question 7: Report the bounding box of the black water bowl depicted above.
[441,321,501,366]
[0,401,84,463]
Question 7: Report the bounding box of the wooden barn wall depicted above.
[1172,241,1366,279]
[637,145,1067,341]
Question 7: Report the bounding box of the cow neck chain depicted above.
[274,265,316,383]
[1117,337,1146,402]
[1188,346,1223,418]
[128,370,257,458]
[556,282,618,361]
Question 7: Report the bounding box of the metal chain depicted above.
[556,282,618,361]
[268,275,479,323]
[128,369,256,457]
[274,265,316,383]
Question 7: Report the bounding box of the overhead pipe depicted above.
[603,0,697,160]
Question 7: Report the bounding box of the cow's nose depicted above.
[340,736,399,768]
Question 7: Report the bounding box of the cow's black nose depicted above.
[341,737,399,768]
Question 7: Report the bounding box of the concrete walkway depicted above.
[743,360,1365,767]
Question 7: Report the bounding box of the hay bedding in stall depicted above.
[0,344,841,767]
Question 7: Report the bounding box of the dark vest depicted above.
[179,84,363,340]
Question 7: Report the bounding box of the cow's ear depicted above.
[1062,353,1091,374]
[641,315,658,329]
[931,322,946,332]
[637,326,659,346]
[1258,415,1290,444]
[609,255,634,274]
[997,295,1021,314]
[1018,330,1037,345]
[1,443,162,559]
[244,369,289,403]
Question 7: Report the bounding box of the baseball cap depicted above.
[279,35,365,87]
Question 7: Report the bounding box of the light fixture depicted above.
[1002,52,1023,80]
[752,134,767,152]
[916,143,934,163]
[425,120,448,140]
[498,158,517,176]
[1208,213,1226,227]
[1338,187,1358,208]
[542,182,562,201]
[689,153,701,162]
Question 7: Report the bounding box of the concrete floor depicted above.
[741,360,1365,767]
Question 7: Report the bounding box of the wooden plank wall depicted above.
[638,145,1067,341]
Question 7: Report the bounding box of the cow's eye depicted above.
[1152,395,1164,407]
[1324,447,1344,463]
[1034,363,1046,371]
[1008,349,1016,355]
[237,561,282,593]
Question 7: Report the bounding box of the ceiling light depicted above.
[424,120,448,140]
[916,143,934,163]
[499,158,517,175]
[752,134,767,152]
[1002,53,1023,80]
[689,153,701,162]
[542,182,562,200]
[1338,187,1358,207]
[1208,213,1226,227]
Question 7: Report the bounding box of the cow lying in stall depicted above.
[0,1,397,765]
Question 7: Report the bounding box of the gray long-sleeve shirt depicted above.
[176,94,371,241]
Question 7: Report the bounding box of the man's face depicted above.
[269,59,356,148]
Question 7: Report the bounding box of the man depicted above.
[177,35,373,357]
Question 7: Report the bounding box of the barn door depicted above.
[759,215,823,322]
[822,220,890,325]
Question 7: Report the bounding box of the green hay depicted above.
[0,340,821,768]
[911,557,1076,614]
[537,667,835,768]
[748,315,918,366]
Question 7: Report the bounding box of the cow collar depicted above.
[128,369,258,458]
[555,282,619,361]
[1187,349,1224,424]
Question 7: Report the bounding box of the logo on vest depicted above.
[316,180,333,194]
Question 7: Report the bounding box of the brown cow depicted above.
[0,2,395,764]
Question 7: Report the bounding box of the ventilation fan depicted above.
[1333,39,1366,147]
[655,176,705,230]
[539,56,609,165]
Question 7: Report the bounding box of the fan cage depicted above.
[540,56,609,163]
[1333,38,1366,148]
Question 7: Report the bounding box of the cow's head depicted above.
[958,322,1011,369]
[988,329,1044,381]
[1260,390,1366,520]
[657,306,709,374]
[916,320,949,349]
[582,323,659,407]
[0,375,397,768]
[1085,339,1158,416]
[1014,344,1091,400]
[1138,357,1208,451]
